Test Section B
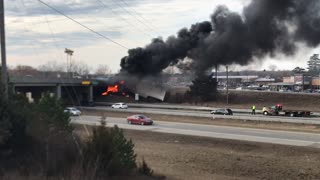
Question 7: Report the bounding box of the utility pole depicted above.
[215,64,218,100]
[215,64,218,83]
[226,65,229,105]
[0,0,8,100]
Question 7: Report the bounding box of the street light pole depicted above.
[65,48,74,78]
[0,0,8,100]
[226,65,229,105]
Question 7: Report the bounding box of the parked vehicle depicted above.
[314,89,320,93]
[64,107,81,116]
[210,108,233,115]
[111,102,128,109]
[127,115,153,125]
[262,104,311,117]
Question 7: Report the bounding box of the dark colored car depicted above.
[127,115,153,125]
[210,108,233,115]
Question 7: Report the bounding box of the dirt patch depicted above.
[82,110,320,134]
[74,125,320,180]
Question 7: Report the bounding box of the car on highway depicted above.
[210,108,233,115]
[64,107,81,116]
[127,115,153,125]
[111,102,128,109]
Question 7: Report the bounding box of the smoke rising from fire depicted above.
[120,0,320,76]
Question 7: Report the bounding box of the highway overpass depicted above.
[9,76,109,105]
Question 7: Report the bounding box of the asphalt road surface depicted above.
[72,115,320,148]
[83,106,320,125]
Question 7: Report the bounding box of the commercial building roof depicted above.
[214,75,258,79]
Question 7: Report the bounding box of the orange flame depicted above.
[102,84,119,96]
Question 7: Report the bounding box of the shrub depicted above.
[36,94,72,132]
[0,91,153,179]
[138,158,153,176]
[0,93,30,153]
[30,94,78,176]
[83,122,137,178]
[0,92,78,177]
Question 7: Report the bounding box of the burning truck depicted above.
[100,78,167,101]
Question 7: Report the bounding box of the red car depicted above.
[127,115,153,125]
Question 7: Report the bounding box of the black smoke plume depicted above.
[120,0,320,76]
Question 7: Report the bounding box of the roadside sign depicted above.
[81,81,91,85]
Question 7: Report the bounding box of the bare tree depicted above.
[71,61,91,76]
[11,65,39,76]
[38,60,91,76]
[38,61,65,72]
[94,64,112,76]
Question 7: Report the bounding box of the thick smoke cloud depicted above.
[120,21,212,75]
[120,0,320,76]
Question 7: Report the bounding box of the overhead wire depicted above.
[6,18,68,27]
[36,2,111,112]
[9,1,44,60]
[17,0,84,107]
[37,0,129,50]
[18,0,64,62]
[118,0,159,30]
[56,0,144,46]
[43,15,65,61]
[95,0,154,39]
[13,1,107,137]
[109,0,159,35]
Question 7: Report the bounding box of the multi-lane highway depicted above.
[82,106,320,125]
[72,115,320,148]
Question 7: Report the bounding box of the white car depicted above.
[64,107,81,116]
[111,103,128,109]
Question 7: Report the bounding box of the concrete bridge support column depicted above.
[89,85,93,103]
[56,85,62,99]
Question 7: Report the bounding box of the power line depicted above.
[119,0,159,30]
[43,15,65,60]
[95,0,154,38]
[16,0,65,62]
[37,0,129,50]
[6,17,67,27]
[70,1,144,45]
[110,0,159,35]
